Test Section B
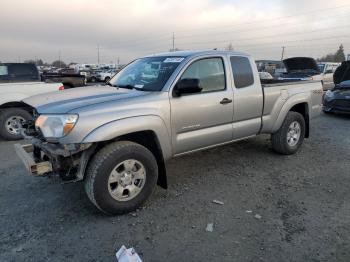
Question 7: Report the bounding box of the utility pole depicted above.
[97,44,100,65]
[281,46,286,61]
[172,32,175,52]
[58,50,61,68]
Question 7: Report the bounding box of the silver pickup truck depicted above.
[15,51,323,214]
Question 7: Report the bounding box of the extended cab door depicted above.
[170,56,234,155]
[229,56,263,139]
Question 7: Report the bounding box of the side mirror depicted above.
[173,78,202,97]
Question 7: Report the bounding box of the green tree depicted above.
[24,59,36,64]
[36,59,44,66]
[51,60,66,68]
[318,44,346,62]
[225,43,234,51]
[334,44,346,62]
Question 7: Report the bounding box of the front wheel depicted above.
[84,141,158,215]
[271,111,305,155]
[0,108,32,141]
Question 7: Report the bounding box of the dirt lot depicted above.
[0,113,349,262]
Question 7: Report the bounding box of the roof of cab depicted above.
[144,50,251,58]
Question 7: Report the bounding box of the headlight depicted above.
[325,90,334,99]
[35,114,78,138]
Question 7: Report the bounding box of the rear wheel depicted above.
[271,111,305,155]
[0,108,32,141]
[84,141,158,215]
[105,76,111,83]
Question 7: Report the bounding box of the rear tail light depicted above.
[58,85,65,91]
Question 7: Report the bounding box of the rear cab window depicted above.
[230,56,254,88]
[0,63,39,83]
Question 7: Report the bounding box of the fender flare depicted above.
[82,115,172,160]
[0,94,30,107]
[271,94,310,133]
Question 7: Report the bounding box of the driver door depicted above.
[170,57,234,155]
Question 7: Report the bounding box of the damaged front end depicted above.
[15,119,95,182]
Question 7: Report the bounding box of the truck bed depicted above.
[260,80,323,133]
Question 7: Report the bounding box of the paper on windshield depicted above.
[163,57,184,63]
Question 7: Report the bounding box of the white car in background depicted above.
[0,63,63,140]
[259,71,274,80]
[97,70,117,82]
[317,62,340,90]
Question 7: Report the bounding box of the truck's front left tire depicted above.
[0,108,32,141]
[84,141,158,215]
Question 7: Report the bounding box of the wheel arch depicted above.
[81,116,172,189]
[272,97,310,136]
[0,101,33,113]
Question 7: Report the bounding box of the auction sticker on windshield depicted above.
[163,57,185,63]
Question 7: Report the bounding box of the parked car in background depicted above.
[323,61,350,114]
[16,50,322,214]
[42,70,86,88]
[97,69,118,82]
[0,63,64,140]
[317,62,340,90]
[278,57,322,83]
[256,60,286,77]
[88,70,103,83]
[259,71,274,80]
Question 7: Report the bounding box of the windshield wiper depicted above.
[115,84,135,90]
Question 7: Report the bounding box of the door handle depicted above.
[220,98,233,105]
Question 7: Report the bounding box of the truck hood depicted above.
[283,57,319,73]
[23,85,150,114]
[333,61,350,85]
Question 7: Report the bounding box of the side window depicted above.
[180,58,225,92]
[8,64,39,80]
[230,56,254,88]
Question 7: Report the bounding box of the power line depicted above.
[173,12,350,41]
[105,4,350,48]
[172,3,350,34]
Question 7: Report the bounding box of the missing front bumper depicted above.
[14,143,53,176]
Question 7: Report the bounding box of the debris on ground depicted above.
[116,245,142,262]
[206,223,214,232]
[246,210,253,213]
[212,200,224,205]
[254,214,262,220]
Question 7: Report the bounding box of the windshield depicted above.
[318,64,325,73]
[109,57,184,91]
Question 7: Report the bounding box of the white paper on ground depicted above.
[116,245,142,262]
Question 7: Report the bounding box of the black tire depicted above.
[271,111,305,155]
[105,77,111,83]
[91,77,96,83]
[84,141,158,215]
[0,108,32,141]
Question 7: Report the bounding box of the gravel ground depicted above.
[0,113,349,262]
